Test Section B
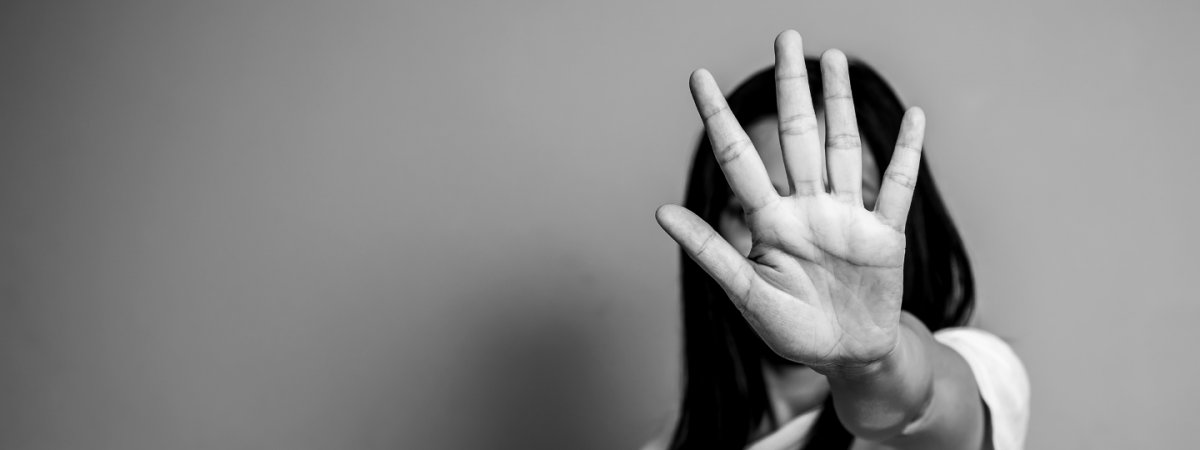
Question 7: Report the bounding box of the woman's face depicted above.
[718,113,882,257]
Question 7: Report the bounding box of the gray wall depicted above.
[2,1,1197,448]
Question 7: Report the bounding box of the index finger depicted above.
[690,69,779,215]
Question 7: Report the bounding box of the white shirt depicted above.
[641,328,1030,450]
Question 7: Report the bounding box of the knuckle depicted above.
[792,180,823,196]
[740,195,775,216]
[702,105,731,122]
[714,139,753,164]
[826,133,861,150]
[778,113,818,136]
[885,170,917,189]
[695,233,716,257]
[776,73,808,82]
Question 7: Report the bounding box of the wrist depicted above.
[817,317,940,440]
[818,321,916,383]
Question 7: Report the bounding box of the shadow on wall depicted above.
[445,267,633,450]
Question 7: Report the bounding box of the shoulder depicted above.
[933,327,1031,450]
[932,328,1030,399]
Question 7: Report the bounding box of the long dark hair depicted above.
[667,59,975,449]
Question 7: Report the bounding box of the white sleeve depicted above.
[934,328,1031,450]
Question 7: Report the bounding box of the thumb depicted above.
[655,204,754,305]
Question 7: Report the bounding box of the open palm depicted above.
[657,31,926,371]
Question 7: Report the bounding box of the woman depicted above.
[646,31,1029,449]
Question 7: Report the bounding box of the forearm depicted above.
[822,313,985,448]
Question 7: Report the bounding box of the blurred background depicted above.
[2,1,1198,448]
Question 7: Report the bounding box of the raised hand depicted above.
[656,31,926,372]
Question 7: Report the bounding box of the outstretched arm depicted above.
[655,30,985,449]
[825,313,985,448]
